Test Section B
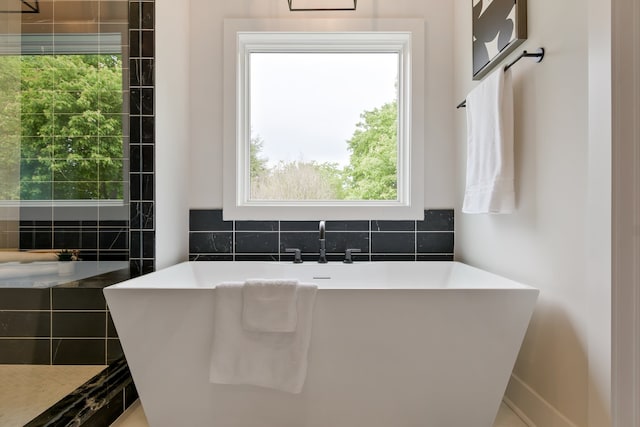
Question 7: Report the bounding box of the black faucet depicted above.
[318,220,327,263]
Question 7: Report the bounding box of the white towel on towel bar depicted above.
[209,281,317,394]
[242,279,298,333]
[463,68,515,214]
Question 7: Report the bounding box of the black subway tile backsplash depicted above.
[190,209,232,232]
[418,209,455,231]
[189,232,233,254]
[326,220,369,232]
[325,231,369,253]
[188,209,454,261]
[417,232,455,254]
[279,232,319,254]
[371,232,415,254]
[236,232,278,254]
[371,220,415,232]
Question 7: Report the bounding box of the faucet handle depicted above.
[343,248,362,264]
[285,248,303,264]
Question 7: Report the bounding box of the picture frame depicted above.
[472,0,527,80]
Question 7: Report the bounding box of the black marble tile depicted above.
[140,202,154,230]
[141,145,154,171]
[129,117,141,143]
[129,58,141,86]
[235,220,278,231]
[0,312,50,337]
[235,232,278,254]
[0,339,50,364]
[417,232,455,253]
[141,30,154,57]
[417,254,455,261]
[130,230,141,258]
[107,339,124,364]
[235,254,279,262]
[326,220,369,231]
[280,221,320,232]
[280,232,319,253]
[52,313,106,338]
[124,381,139,408]
[141,173,154,200]
[189,232,233,253]
[81,229,98,249]
[189,209,232,231]
[130,144,141,174]
[371,254,417,262]
[53,231,82,249]
[99,230,129,250]
[52,288,106,310]
[325,231,369,253]
[52,339,105,365]
[371,220,415,231]
[417,209,455,231]
[129,259,142,277]
[130,88,141,116]
[142,231,155,258]
[128,2,140,29]
[107,313,117,338]
[130,173,141,200]
[141,116,155,143]
[142,260,155,274]
[82,386,125,425]
[141,2,154,29]
[25,357,133,427]
[0,289,50,310]
[189,254,234,261]
[371,232,415,253]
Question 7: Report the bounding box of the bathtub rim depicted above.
[103,260,539,291]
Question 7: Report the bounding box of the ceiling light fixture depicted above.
[287,0,357,12]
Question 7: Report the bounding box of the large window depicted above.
[223,19,425,220]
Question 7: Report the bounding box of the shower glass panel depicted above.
[0,0,129,424]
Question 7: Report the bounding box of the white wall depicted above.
[188,0,455,210]
[453,0,611,426]
[155,0,190,269]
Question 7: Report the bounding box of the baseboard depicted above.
[505,373,579,427]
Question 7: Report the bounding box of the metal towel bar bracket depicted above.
[457,47,545,109]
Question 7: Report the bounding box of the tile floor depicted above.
[111,400,529,427]
[0,364,105,427]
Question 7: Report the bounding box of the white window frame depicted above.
[223,19,424,220]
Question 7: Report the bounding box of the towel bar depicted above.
[457,47,545,109]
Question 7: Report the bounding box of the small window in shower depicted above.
[0,10,128,207]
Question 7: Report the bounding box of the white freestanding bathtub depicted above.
[104,261,538,427]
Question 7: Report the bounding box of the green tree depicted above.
[0,56,22,200]
[344,101,398,200]
[17,54,124,200]
[250,134,268,180]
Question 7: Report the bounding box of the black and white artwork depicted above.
[472,0,527,80]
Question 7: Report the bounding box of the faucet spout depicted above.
[318,220,327,263]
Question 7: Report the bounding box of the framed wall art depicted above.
[472,0,527,80]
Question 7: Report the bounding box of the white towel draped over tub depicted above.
[463,68,515,214]
[209,280,318,394]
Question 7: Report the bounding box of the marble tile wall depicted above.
[189,209,455,262]
[0,270,130,365]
